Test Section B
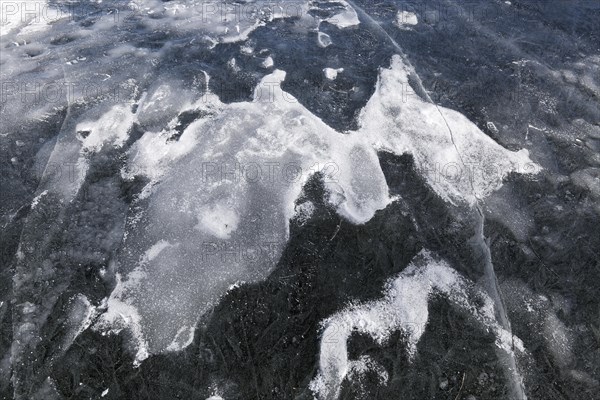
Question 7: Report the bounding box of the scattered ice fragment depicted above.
[240,44,254,55]
[144,240,177,262]
[317,31,332,48]
[227,58,240,72]
[165,325,195,352]
[323,68,344,80]
[487,121,499,134]
[439,378,449,390]
[261,56,274,68]
[227,281,245,291]
[326,0,360,28]
[395,11,418,29]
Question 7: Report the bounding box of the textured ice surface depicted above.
[309,0,359,29]
[502,280,576,369]
[309,250,526,400]
[98,68,391,357]
[96,54,540,359]
[0,0,58,37]
[360,55,541,205]
[325,0,359,28]
[3,1,597,398]
[3,0,541,375]
[118,0,311,44]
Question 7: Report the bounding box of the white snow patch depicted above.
[94,271,150,367]
[68,295,96,340]
[195,203,240,239]
[347,355,388,385]
[76,104,135,152]
[310,250,526,400]
[31,190,48,208]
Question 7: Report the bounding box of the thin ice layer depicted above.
[309,250,526,400]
